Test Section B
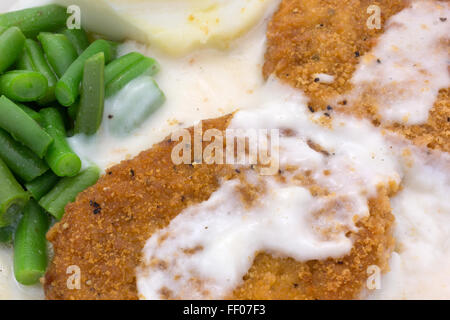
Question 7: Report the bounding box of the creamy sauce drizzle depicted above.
[368,147,450,299]
[349,0,449,124]
[137,78,402,299]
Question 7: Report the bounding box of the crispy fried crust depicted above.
[45,113,396,300]
[232,186,395,300]
[263,0,409,108]
[385,89,450,152]
[264,0,450,152]
[45,116,236,300]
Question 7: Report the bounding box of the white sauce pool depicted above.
[137,78,403,299]
[68,2,279,171]
[368,149,450,299]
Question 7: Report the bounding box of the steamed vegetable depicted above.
[0,96,53,158]
[25,170,60,201]
[0,226,14,243]
[63,28,89,55]
[0,26,25,73]
[108,76,165,136]
[104,52,144,85]
[105,56,159,98]
[75,52,105,135]
[19,39,57,103]
[55,40,116,106]
[40,108,82,177]
[0,70,48,102]
[15,103,42,125]
[0,5,68,38]
[0,158,29,227]
[38,32,78,78]
[13,200,49,285]
[39,166,100,219]
[0,128,49,182]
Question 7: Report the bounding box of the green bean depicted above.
[2,102,45,150]
[0,96,53,158]
[0,26,25,73]
[13,200,49,285]
[0,70,48,102]
[0,5,68,38]
[0,128,49,182]
[38,32,77,78]
[0,158,29,227]
[0,226,14,243]
[25,170,60,201]
[22,39,57,103]
[16,103,42,125]
[67,100,79,120]
[105,57,160,98]
[75,52,105,135]
[40,108,81,177]
[105,52,144,85]
[55,40,116,106]
[63,28,90,56]
[39,166,100,220]
[16,46,33,70]
[109,76,165,136]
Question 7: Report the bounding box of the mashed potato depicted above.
[13,0,276,56]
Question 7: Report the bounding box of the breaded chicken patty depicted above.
[264,0,449,152]
[263,0,409,108]
[45,0,444,300]
[45,113,397,300]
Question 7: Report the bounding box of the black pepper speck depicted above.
[89,201,101,215]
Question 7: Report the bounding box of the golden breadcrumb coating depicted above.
[45,116,236,300]
[263,0,409,108]
[232,186,396,300]
[45,114,397,300]
[264,0,449,152]
[386,89,450,152]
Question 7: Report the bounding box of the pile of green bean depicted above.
[0,4,164,285]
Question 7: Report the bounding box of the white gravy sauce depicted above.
[348,0,449,125]
[368,148,450,299]
[137,78,403,299]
